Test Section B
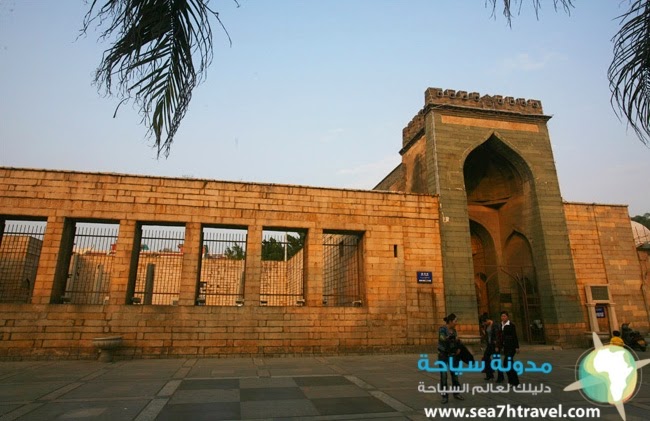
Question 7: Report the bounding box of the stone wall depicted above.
[372,88,650,347]
[0,167,444,359]
[413,88,584,346]
[564,203,650,335]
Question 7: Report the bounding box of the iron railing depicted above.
[62,223,119,304]
[198,227,247,306]
[132,226,185,305]
[0,220,46,303]
[323,232,362,306]
[260,230,305,306]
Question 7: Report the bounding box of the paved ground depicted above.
[0,346,648,420]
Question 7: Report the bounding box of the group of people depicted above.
[436,311,520,404]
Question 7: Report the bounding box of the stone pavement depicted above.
[0,347,648,421]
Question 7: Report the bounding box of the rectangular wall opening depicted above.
[131,224,186,305]
[260,228,306,306]
[323,231,363,306]
[0,219,46,303]
[198,226,247,306]
[61,222,119,304]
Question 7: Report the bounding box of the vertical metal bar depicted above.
[65,254,79,299]
[0,218,5,249]
[93,264,104,304]
[144,263,155,305]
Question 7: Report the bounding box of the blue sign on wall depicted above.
[417,271,433,284]
[595,306,605,318]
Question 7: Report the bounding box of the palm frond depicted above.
[609,0,650,147]
[82,0,235,157]
[485,0,574,26]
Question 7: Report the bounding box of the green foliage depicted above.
[488,0,650,147]
[224,243,245,260]
[83,0,650,157]
[632,213,650,230]
[609,1,650,146]
[486,0,574,26]
[261,232,305,261]
[82,0,237,157]
[261,237,285,261]
[287,232,306,258]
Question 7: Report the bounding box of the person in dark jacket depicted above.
[437,313,465,404]
[480,314,498,380]
[496,311,520,386]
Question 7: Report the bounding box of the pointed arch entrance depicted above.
[470,221,498,318]
[464,135,545,344]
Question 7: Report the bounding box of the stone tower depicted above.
[378,88,586,346]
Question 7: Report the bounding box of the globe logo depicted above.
[578,345,637,404]
[565,332,650,421]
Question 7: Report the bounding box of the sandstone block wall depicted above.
[0,167,444,359]
[564,203,649,334]
[375,87,650,347]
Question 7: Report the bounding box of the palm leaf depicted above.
[82,0,235,157]
[609,0,650,146]
[485,0,574,26]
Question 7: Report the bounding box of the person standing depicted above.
[496,311,520,386]
[480,314,498,380]
[437,313,465,404]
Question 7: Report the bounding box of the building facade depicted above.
[0,87,648,359]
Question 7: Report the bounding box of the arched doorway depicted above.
[464,136,546,344]
[503,232,544,343]
[470,221,499,319]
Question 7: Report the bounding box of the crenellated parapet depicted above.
[401,109,425,149]
[402,87,545,149]
[424,87,544,115]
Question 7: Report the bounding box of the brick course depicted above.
[2,88,648,359]
[0,167,443,359]
[376,87,648,347]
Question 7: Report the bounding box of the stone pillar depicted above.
[31,216,67,304]
[304,227,323,306]
[608,302,619,334]
[109,220,138,305]
[585,303,598,332]
[178,222,201,305]
[424,111,478,328]
[243,225,262,305]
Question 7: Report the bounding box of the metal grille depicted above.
[260,230,305,306]
[590,285,610,301]
[480,264,544,344]
[62,223,119,304]
[0,220,46,303]
[322,232,362,306]
[198,227,247,306]
[132,226,185,305]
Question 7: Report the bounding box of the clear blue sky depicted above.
[1,1,648,215]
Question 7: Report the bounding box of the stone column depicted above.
[178,222,201,305]
[585,303,598,332]
[424,111,478,328]
[109,220,138,305]
[243,225,262,305]
[31,216,67,304]
[304,228,323,306]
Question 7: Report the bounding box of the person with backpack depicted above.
[437,313,466,404]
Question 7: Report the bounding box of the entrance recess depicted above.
[465,137,545,344]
